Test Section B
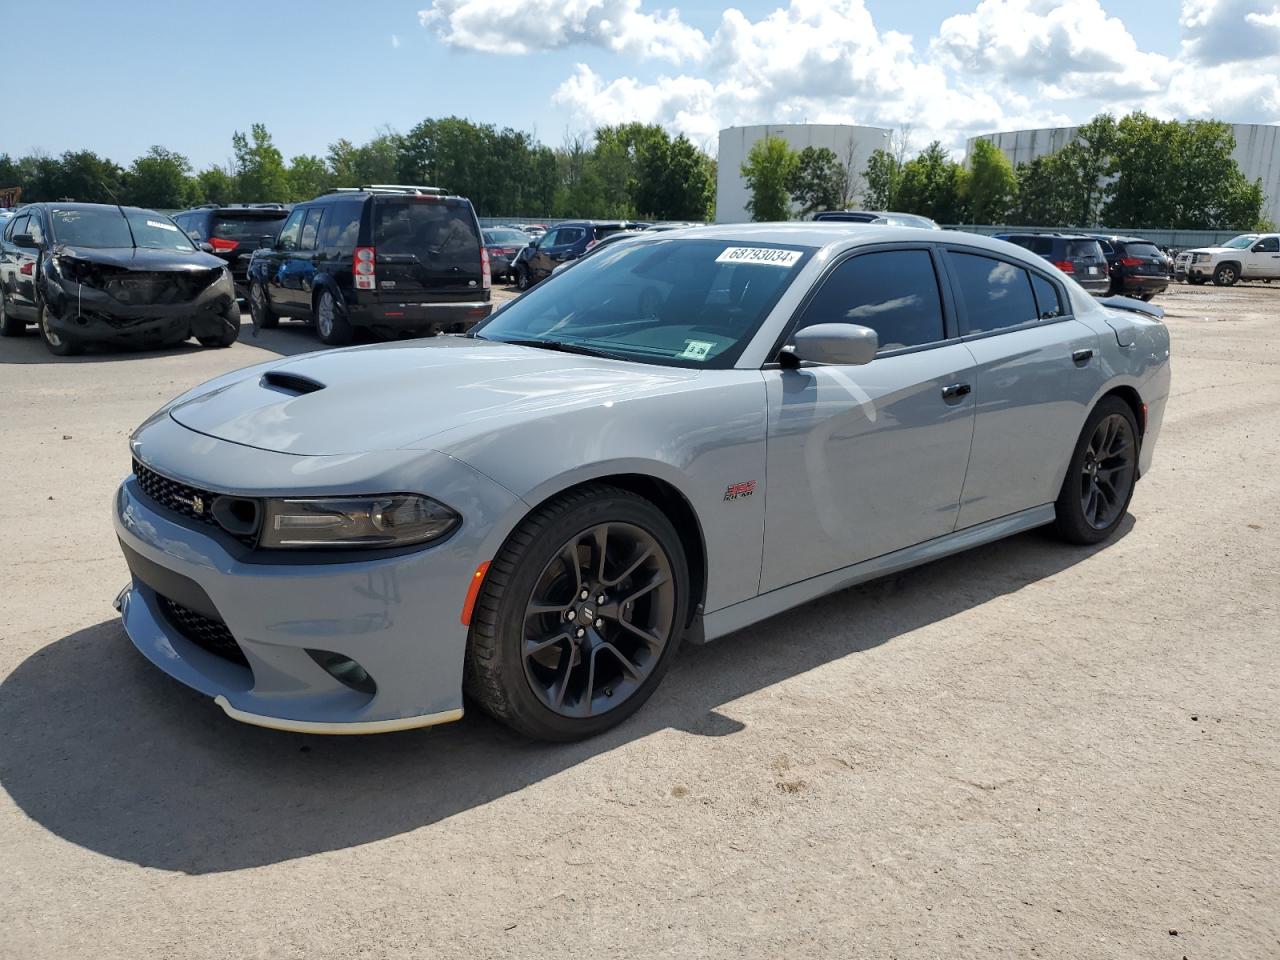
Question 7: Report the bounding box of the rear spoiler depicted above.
[1098,296,1164,320]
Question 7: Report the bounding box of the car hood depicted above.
[1183,246,1238,257]
[52,244,224,271]
[168,337,698,456]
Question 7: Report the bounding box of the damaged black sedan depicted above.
[0,203,240,356]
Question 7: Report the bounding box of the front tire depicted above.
[37,303,81,357]
[198,302,242,348]
[514,265,531,291]
[314,288,353,346]
[1053,397,1139,545]
[1213,263,1238,286]
[465,484,690,741]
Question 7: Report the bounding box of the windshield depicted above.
[50,207,194,251]
[1222,234,1258,249]
[473,238,813,369]
[484,228,529,245]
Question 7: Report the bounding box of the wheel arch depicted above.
[310,274,346,313]
[491,471,709,631]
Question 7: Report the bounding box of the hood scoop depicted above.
[260,371,325,396]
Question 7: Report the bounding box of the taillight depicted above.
[353,246,375,290]
[208,236,239,253]
[481,246,491,290]
[1120,257,1143,267]
[1052,260,1074,273]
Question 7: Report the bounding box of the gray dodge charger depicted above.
[114,224,1171,740]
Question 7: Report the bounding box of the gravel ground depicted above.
[1,281,1277,959]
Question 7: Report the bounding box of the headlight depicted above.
[260,495,459,549]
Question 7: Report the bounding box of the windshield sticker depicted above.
[146,220,179,232]
[678,340,715,361]
[715,247,802,267]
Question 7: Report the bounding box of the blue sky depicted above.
[9,1,1274,169]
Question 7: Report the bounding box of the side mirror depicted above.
[784,323,878,366]
[196,241,215,254]
[13,233,38,249]
[261,235,275,249]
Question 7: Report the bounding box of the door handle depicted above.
[941,382,971,402]
[1072,348,1094,365]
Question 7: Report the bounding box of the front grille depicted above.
[157,594,249,667]
[106,270,218,305]
[132,458,258,546]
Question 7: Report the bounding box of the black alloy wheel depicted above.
[465,484,689,741]
[1054,397,1139,544]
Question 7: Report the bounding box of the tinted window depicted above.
[1066,240,1103,260]
[1122,241,1162,258]
[299,208,323,251]
[7,215,27,242]
[797,250,945,352]
[593,225,632,241]
[950,252,1039,335]
[276,208,305,251]
[1030,272,1064,320]
[211,214,288,241]
[372,200,479,257]
[1254,236,1279,253]
[1097,239,1115,255]
[484,228,529,245]
[320,201,362,252]
[553,228,585,246]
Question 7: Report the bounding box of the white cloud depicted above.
[418,0,708,63]
[391,33,401,48]
[1181,0,1280,65]
[425,0,1279,153]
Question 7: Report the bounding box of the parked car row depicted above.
[1174,233,1280,285]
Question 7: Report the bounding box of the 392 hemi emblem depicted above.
[723,480,757,502]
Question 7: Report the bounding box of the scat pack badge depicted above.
[722,480,757,502]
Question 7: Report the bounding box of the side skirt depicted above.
[698,504,1056,643]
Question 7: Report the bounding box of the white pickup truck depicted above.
[1175,233,1280,285]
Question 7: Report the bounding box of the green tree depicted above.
[232,123,289,202]
[862,148,901,210]
[287,154,331,201]
[127,146,194,209]
[741,136,797,221]
[896,142,969,223]
[788,146,844,217]
[965,139,1017,224]
[1010,153,1078,225]
[195,166,237,206]
[1064,114,1117,225]
[634,133,713,220]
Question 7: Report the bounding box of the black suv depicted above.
[1087,234,1169,301]
[245,186,491,345]
[994,233,1109,295]
[171,204,290,295]
[511,220,642,290]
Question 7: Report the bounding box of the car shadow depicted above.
[0,520,1131,875]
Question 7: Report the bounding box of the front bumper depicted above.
[45,273,236,344]
[112,434,523,732]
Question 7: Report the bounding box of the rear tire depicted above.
[1213,262,1238,286]
[198,302,242,348]
[1053,396,1139,545]
[0,299,25,336]
[37,303,81,357]
[465,484,690,741]
[314,288,352,346]
[248,281,278,330]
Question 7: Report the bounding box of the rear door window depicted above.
[1030,272,1064,319]
[949,251,1039,336]
[796,249,946,352]
[1253,236,1279,253]
[299,208,324,252]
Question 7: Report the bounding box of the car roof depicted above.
[25,201,164,216]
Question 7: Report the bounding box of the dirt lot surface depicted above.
[1,281,1277,959]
